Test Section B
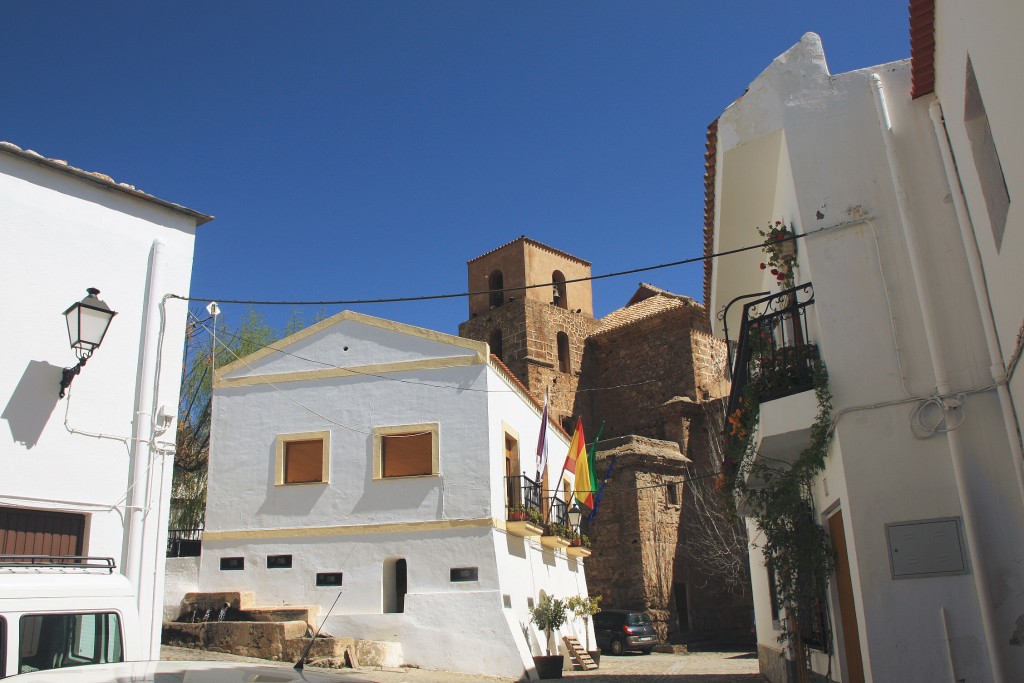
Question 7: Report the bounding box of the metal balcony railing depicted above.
[727,283,817,418]
[166,527,204,558]
[545,496,569,531]
[505,474,543,522]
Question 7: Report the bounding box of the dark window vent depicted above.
[220,557,244,571]
[267,554,292,569]
[316,572,343,586]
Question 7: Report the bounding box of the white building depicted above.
[0,141,211,660]
[705,6,1024,681]
[199,310,594,679]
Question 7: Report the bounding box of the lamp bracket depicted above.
[59,358,87,399]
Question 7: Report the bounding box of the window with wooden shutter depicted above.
[373,424,439,479]
[285,440,324,483]
[275,431,330,485]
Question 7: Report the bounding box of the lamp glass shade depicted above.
[64,289,117,354]
[567,504,582,529]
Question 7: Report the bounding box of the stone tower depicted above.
[458,237,601,426]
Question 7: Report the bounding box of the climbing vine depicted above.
[723,361,834,668]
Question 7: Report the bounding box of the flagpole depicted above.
[550,416,586,524]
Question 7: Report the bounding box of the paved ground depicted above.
[162,645,766,682]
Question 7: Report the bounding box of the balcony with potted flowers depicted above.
[541,496,573,550]
[505,474,544,538]
[725,281,819,489]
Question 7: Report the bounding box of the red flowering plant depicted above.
[757,221,797,289]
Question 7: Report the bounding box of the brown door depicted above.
[0,506,85,557]
[828,509,865,683]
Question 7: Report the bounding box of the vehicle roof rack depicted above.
[0,555,116,572]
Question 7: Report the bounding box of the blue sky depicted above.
[3,1,910,335]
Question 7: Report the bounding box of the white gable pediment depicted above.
[216,310,487,385]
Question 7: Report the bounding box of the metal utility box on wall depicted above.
[885,517,967,579]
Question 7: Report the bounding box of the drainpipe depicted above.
[123,239,165,659]
[871,74,1005,682]
[927,99,1024,508]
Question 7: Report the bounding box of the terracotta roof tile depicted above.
[466,235,591,267]
[909,0,936,99]
[591,289,696,337]
[702,119,719,309]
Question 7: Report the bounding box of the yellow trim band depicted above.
[214,354,482,389]
[205,517,501,541]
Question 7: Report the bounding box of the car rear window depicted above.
[627,613,652,627]
[19,612,123,674]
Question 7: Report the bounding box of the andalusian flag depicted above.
[563,417,594,508]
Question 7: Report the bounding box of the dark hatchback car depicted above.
[593,609,657,655]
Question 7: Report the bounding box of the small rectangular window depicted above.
[267,554,292,569]
[316,572,343,586]
[275,431,330,485]
[373,424,439,479]
[450,567,479,582]
[19,613,123,674]
[666,482,679,506]
[220,557,244,571]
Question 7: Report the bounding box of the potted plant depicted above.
[545,523,571,539]
[530,595,567,679]
[566,594,602,666]
[508,503,528,521]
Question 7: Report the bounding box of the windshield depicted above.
[627,613,652,627]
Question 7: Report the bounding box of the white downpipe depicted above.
[123,239,165,659]
[927,99,1024,508]
[940,607,957,683]
[870,74,1005,682]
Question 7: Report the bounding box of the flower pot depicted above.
[508,510,527,522]
[532,654,564,679]
[587,650,601,667]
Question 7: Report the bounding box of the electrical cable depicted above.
[188,309,658,397]
[170,233,803,306]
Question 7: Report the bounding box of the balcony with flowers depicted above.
[723,224,820,489]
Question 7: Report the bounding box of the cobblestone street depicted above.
[162,645,765,683]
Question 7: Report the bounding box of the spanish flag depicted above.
[563,417,594,508]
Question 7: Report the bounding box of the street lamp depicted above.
[59,288,117,398]
[567,503,584,534]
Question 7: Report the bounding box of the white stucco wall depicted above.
[0,149,204,659]
[200,314,588,678]
[710,33,1024,683]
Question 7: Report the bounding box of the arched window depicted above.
[383,558,408,614]
[557,332,571,374]
[489,270,505,308]
[552,271,567,309]
[490,329,503,361]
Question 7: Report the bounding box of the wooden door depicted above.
[828,510,865,683]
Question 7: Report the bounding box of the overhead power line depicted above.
[170,233,800,306]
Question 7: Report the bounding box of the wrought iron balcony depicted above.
[727,283,817,418]
[505,474,544,537]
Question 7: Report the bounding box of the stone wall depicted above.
[575,303,713,441]
[586,436,688,643]
[460,298,599,427]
